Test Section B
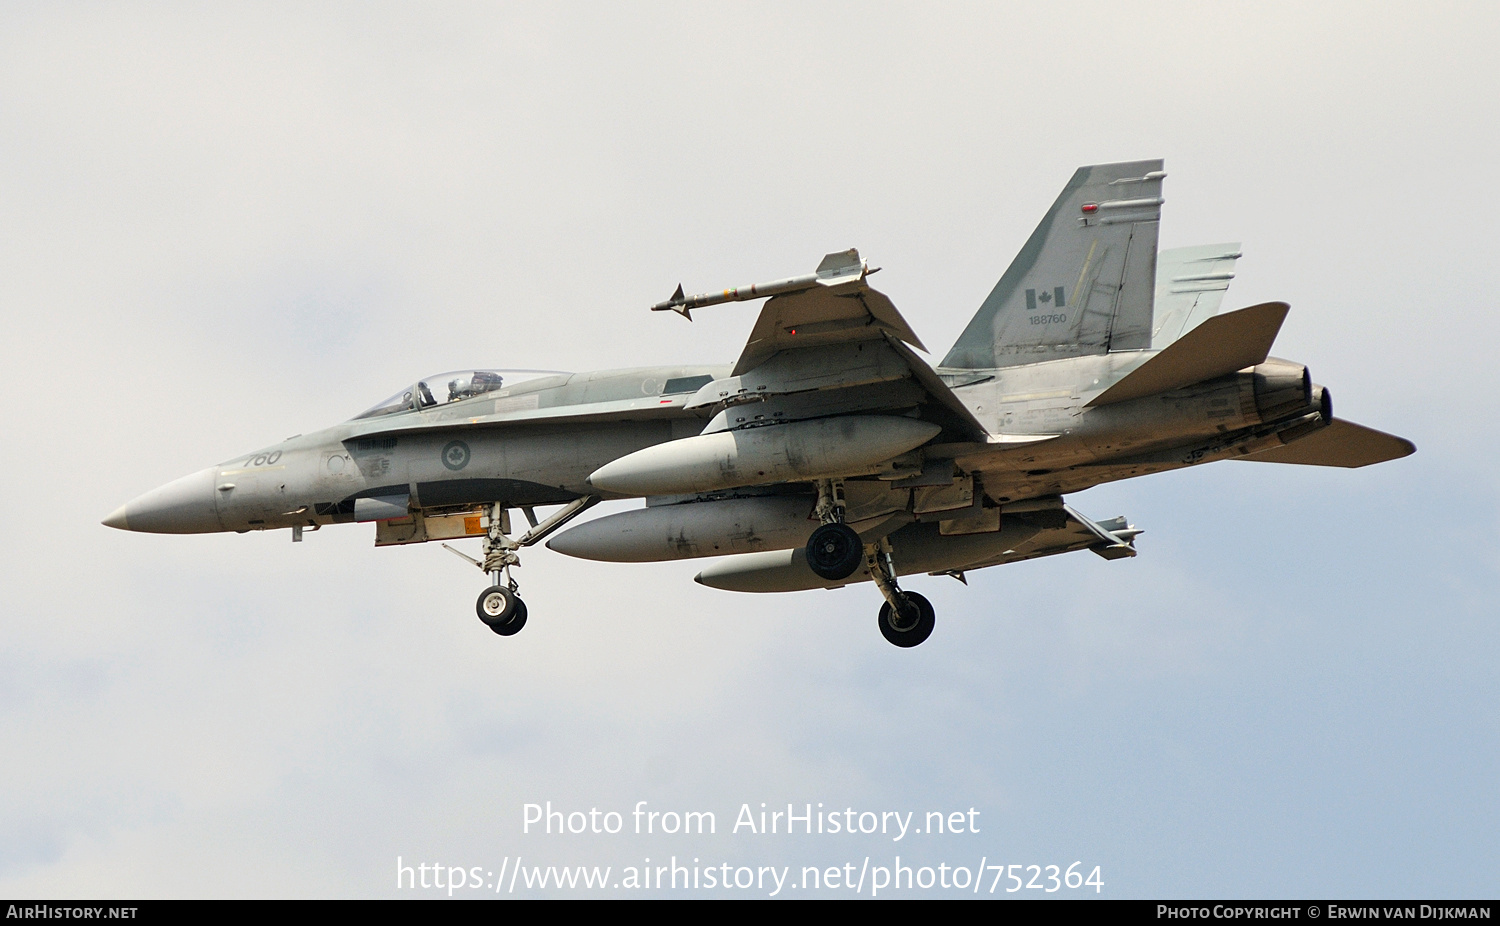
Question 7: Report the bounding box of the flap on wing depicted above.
[1241,419,1415,468]
[1087,301,1289,407]
[732,280,925,376]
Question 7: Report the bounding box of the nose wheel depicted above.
[477,585,528,636]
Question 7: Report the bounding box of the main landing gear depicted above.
[807,522,863,580]
[804,479,936,646]
[866,536,935,648]
[445,497,598,637]
[878,590,934,648]
[806,480,863,581]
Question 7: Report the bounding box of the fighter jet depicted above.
[104,160,1414,647]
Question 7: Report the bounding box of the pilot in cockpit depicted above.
[447,371,505,403]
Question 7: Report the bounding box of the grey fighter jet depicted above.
[105,160,1414,647]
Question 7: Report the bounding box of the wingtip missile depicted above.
[651,283,692,319]
[649,251,871,318]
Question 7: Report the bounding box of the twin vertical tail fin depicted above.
[941,159,1165,370]
[1151,243,1243,348]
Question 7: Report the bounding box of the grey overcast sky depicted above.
[2,1,1496,898]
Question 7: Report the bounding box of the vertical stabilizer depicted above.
[941,160,1164,370]
[1151,243,1242,348]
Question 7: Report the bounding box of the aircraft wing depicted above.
[678,250,989,445]
[729,260,926,375]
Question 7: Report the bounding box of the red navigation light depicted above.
[1081,202,1099,214]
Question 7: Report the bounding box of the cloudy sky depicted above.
[3,1,1496,898]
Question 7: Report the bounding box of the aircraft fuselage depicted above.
[105,350,1321,539]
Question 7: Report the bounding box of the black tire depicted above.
[878,591,935,647]
[806,522,863,580]
[477,585,520,627]
[489,597,528,636]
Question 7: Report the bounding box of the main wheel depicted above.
[477,585,526,635]
[878,591,935,647]
[806,522,863,580]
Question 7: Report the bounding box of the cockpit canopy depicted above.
[353,369,565,420]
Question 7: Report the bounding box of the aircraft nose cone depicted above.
[104,466,224,533]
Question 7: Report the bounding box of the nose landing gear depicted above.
[443,497,598,638]
[473,504,526,635]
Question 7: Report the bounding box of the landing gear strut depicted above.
[475,503,526,635]
[865,536,936,647]
[806,480,862,581]
[444,497,598,637]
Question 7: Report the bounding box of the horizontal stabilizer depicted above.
[1087,301,1288,407]
[1241,419,1415,468]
